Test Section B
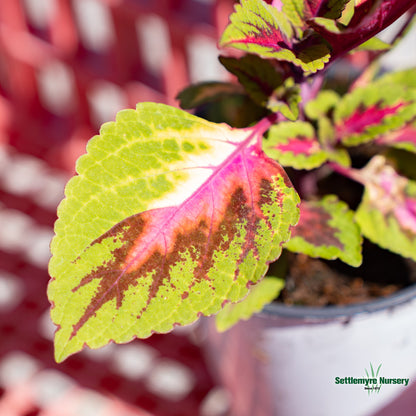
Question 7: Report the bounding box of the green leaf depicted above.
[322,0,353,20]
[355,37,391,51]
[215,276,284,331]
[355,156,416,261]
[285,195,363,266]
[311,17,342,34]
[337,0,355,26]
[282,0,306,37]
[264,121,328,169]
[296,40,331,74]
[375,68,416,89]
[220,0,330,73]
[305,90,340,120]
[48,103,300,362]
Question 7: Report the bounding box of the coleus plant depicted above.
[48,0,416,362]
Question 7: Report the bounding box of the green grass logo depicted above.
[364,363,382,394]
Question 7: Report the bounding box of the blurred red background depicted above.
[0,1,235,415]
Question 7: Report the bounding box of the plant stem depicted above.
[254,113,286,148]
[328,162,366,185]
[301,75,324,103]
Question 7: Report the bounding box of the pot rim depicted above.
[262,283,416,319]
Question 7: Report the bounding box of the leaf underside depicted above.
[48,103,299,362]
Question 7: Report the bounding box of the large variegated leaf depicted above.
[220,0,330,73]
[334,83,416,146]
[355,156,416,261]
[48,103,300,362]
[285,195,362,266]
[264,121,328,169]
[215,276,284,331]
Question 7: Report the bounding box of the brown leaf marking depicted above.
[292,202,343,249]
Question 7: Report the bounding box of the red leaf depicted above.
[311,0,416,60]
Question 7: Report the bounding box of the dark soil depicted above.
[275,241,416,307]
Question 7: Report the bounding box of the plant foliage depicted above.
[49,0,416,361]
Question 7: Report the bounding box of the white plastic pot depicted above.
[202,285,416,416]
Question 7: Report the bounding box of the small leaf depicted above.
[355,37,391,51]
[285,195,363,266]
[320,0,353,20]
[311,17,342,34]
[337,0,355,26]
[220,0,330,73]
[177,81,245,109]
[264,121,328,169]
[295,40,331,74]
[355,156,416,261]
[220,0,294,52]
[215,276,284,331]
[49,103,300,362]
[334,82,416,146]
[304,90,340,120]
[305,0,352,20]
[177,81,267,128]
